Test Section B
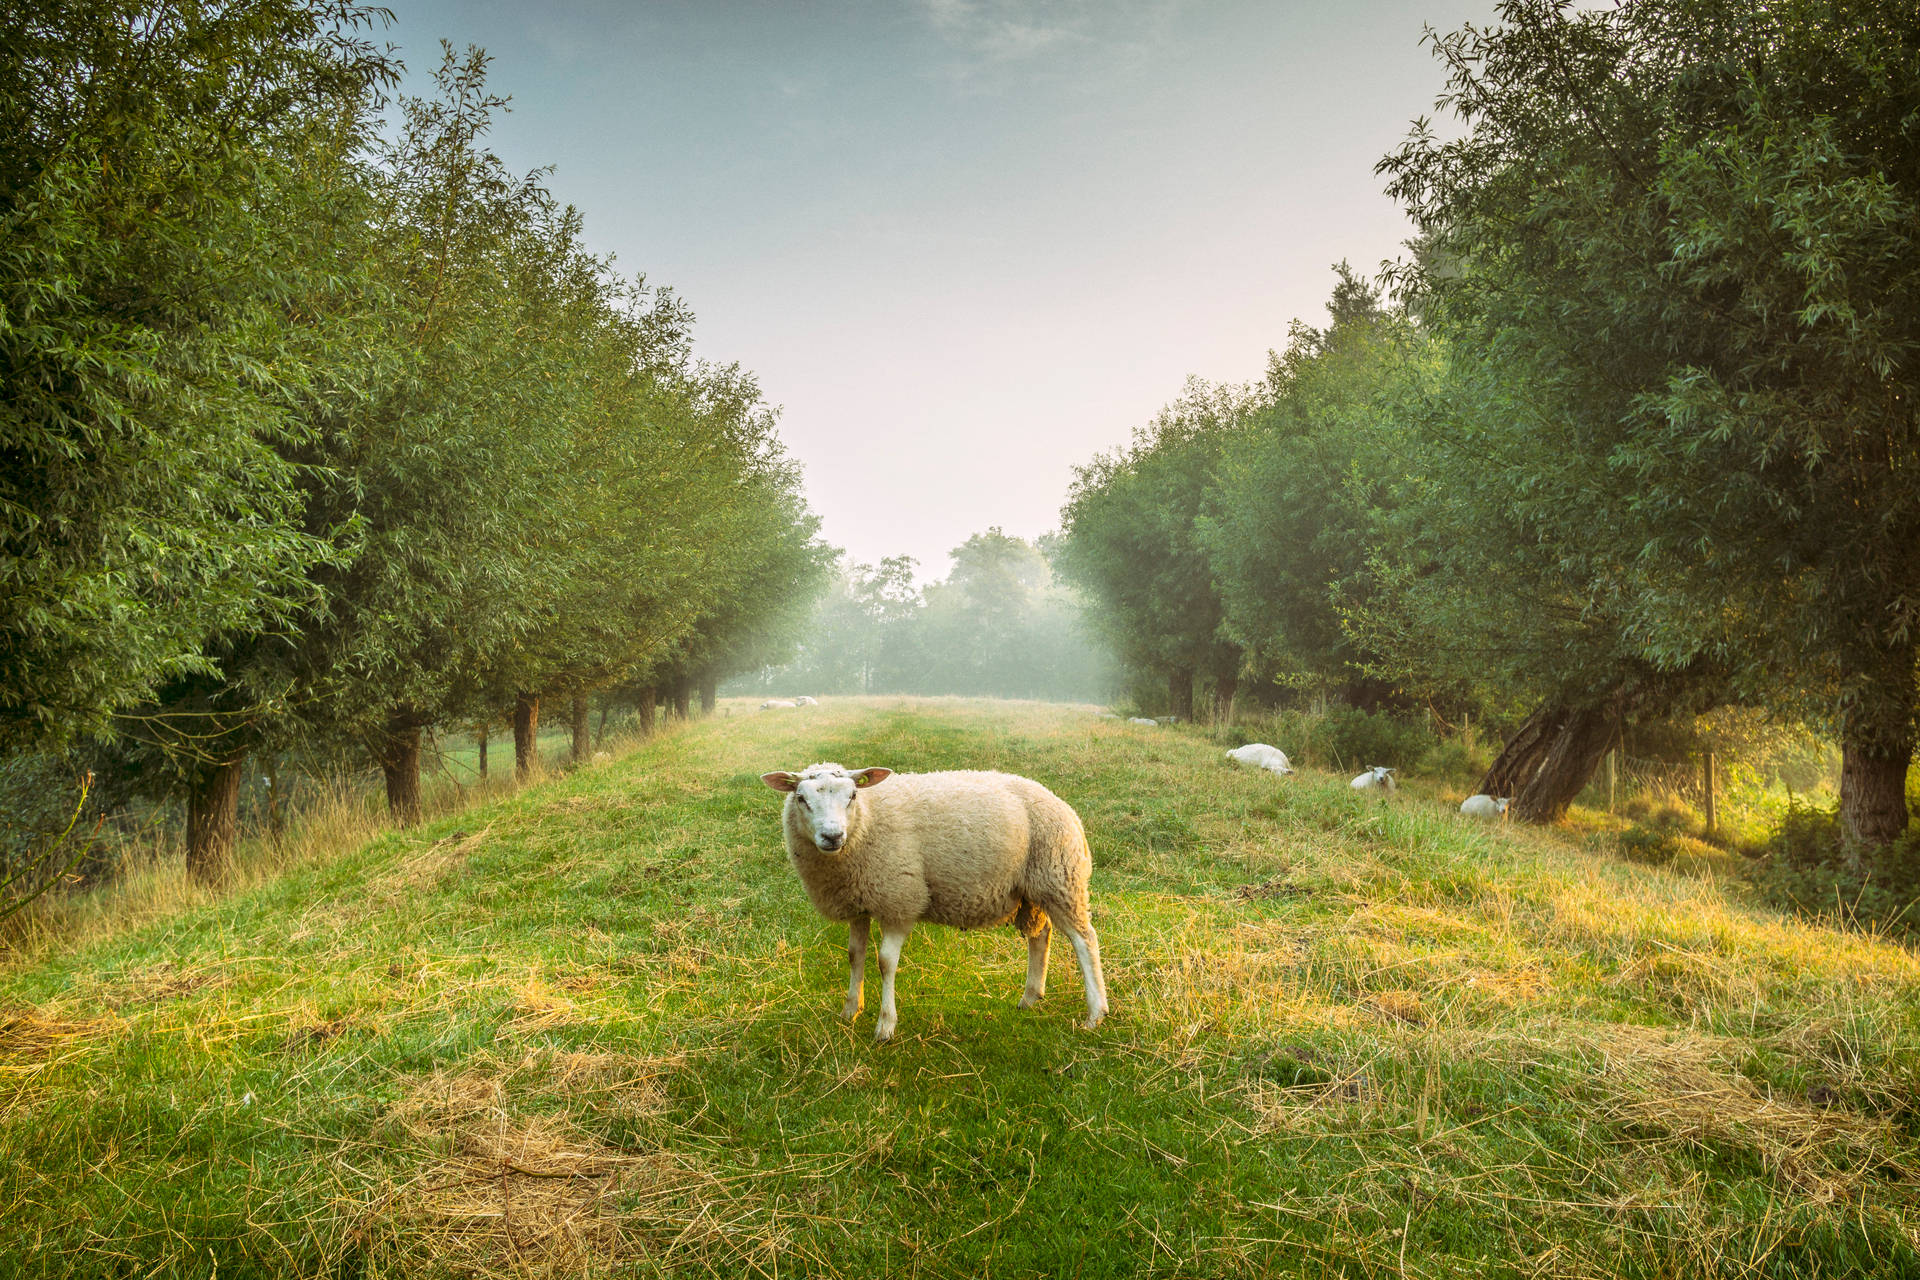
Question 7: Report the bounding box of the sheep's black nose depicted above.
[818,836,843,851]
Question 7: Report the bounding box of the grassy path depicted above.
[2,698,1916,1278]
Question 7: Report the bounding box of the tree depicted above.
[0,0,395,752]
[1056,380,1253,718]
[1380,0,1920,842]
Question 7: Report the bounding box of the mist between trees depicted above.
[1051,0,1919,890]
[0,3,836,913]
[727,530,1117,703]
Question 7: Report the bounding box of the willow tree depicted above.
[1381,0,1920,843]
[0,0,393,755]
[1056,380,1253,718]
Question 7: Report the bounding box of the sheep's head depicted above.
[761,762,892,852]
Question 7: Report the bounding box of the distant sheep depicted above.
[794,696,818,706]
[1460,794,1510,819]
[760,699,797,710]
[761,762,1108,1041]
[1226,743,1294,776]
[1350,766,1398,792]
[1127,717,1158,727]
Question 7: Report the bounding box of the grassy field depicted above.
[2,698,1917,1278]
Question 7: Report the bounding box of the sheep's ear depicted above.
[851,767,892,788]
[761,772,799,792]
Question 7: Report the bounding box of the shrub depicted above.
[1618,823,1680,866]
[1309,707,1436,776]
[1748,804,1920,939]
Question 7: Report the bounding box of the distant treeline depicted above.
[730,530,1114,703]
[0,2,830,888]
[1055,0,1919,848]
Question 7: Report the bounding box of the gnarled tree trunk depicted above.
[377,712,424,825]
[476,724,488,779]
[669,679,692,721]
[571,694,591,763]
[513,693,540,780]
[698,674,718,715]
[1839,736,1914,852]
[635,686,657,737]
[186,755,244,885]
[1476,703,1568,799]
[1511,704,1619,824]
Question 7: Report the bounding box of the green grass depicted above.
[2,698,1917,1278]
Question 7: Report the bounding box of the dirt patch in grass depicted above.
[365,1051,828,1278]
[1585,1023,1915,1201]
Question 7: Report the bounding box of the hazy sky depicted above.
[382,1,1497,581]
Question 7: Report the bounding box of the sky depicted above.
[380,0,1499,582]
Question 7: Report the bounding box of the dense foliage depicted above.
[1056,0,1917,849]
[0,5,828,883]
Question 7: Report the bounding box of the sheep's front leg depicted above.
[843,915,870,1020]
[873,924,911,1042]
[1018,923,1050,1009]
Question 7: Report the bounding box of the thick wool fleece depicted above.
[782,770,1091,935]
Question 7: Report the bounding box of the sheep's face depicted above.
[761,763,893,853]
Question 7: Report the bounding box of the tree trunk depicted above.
[670,679,692,721]
[698,674,718,716]
[1839,736,1913,850]
[635,686,657,737]
[1476,703,1568,798]
[1511,704,1619,825]
[513,693,540,780]
[476,724,488,780]
[186,755,244,886]
[378,714,424,826]
[571,694,591,763]
[595,701,608,748]
[1168,668,1194,721]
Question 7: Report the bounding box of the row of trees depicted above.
[733,529,1113,701]
[1,2,829,882]
[1057,0,1918,847]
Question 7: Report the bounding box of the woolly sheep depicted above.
[1350,765,1398,792]
[760,699,798,710]
[1460,794,1510,819]
[1226,743,1294,776]
[760,762,1109,1041]
[794,696,819,706]
[1127,717,1159,727]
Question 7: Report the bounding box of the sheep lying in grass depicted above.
[761,762,1109,1041]
[1350,765,1397,792]
[1460,794,1510,819]
[794,695,819,706]
[1227,743,1294,776]
[760,699,797,710]
[1127,717,1158,727]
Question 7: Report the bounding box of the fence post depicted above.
[1703,752,1717,836]
[1606,750,1617,813]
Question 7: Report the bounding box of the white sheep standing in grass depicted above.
[1460,794,1510,819]
[1226,744,1294,776]
[1350,765,1397,792]
[761,762,1109,1041]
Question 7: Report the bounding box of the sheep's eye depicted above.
[796,794,809,809]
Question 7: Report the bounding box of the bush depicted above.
[1419,736,1491,785]
[1309,707,1437,776]
[1618,823,1680,866]
[1748,804,1920,939]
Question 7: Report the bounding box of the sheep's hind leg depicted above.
[874,924,910,1042]
[1019,924,1050,1009]
[1050,908,1109,1030]
[843,915,870,1021]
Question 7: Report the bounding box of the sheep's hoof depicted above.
[1017,991,1042,1009]
[841,1001,861,1021]
[1082,1006,1108,1031]
[873,1019,896,1043]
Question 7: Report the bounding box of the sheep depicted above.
[760,699,798,710]
[794,696,819,706]
[761,761,1108,1042]
[1350,765,1398,792]
[1226,743,1294,776]
[1460,794,1510,819]
[1127,717,1158,727]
